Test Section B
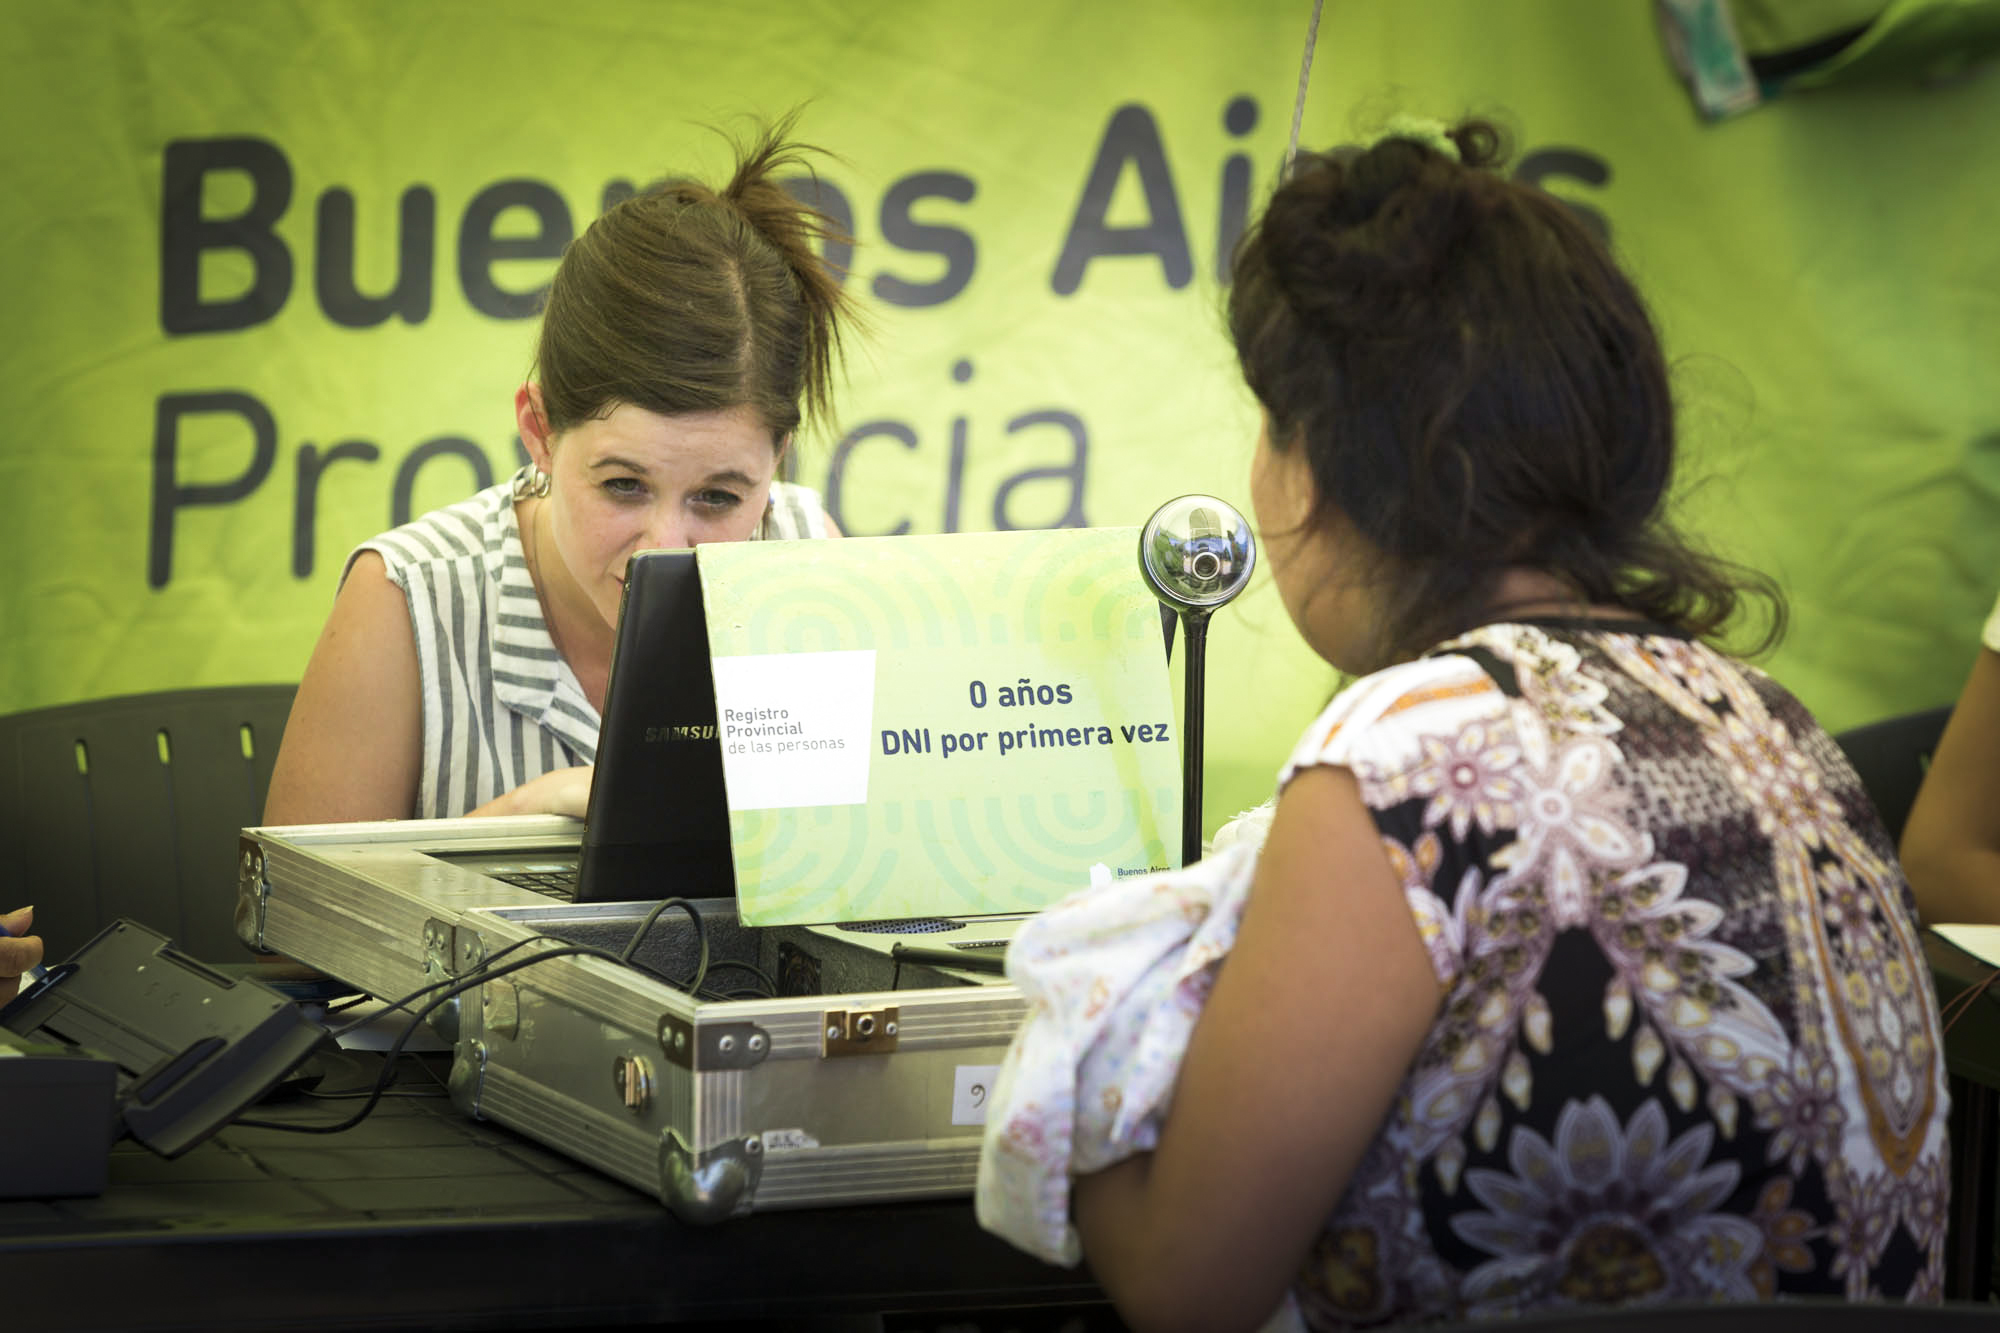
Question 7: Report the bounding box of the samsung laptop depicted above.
[425,548,734,905]
[246,547,1025,997]
[418,552,1021,956]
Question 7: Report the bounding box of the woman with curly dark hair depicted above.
[1055,117,1947,1329]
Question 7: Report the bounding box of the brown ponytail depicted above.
[532,109,858,445]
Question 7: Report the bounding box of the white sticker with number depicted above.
[952,1064,1001,1125]
[760,1128,819,1153]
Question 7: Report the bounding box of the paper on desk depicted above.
[1932,924,2000,968]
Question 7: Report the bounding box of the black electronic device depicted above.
[427,548,736,904]
[0,918,324,1167]
[578,547,734,900]
[0,1027,117,1197]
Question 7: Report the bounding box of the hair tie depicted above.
[1367,113,1461,163]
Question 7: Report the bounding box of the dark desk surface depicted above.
[0,1048,1103,1332]
[13,937,2000,1332]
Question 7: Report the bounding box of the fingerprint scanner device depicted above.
[0,918,324,1196]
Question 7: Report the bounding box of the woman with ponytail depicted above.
[266,115,856,823]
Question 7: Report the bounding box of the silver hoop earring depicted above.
[512,465,551,501]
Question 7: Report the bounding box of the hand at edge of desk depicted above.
[0,905,44,1004]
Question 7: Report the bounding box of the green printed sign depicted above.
[5,3,1998,848]
[696,528,1179,925]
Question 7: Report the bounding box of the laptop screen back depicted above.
[572,548,735,903]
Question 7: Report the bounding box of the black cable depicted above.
[233,943,624,1134]
[1942,966,2000,1035]
[241,902,750,1136]
[320,933,561,1043]
[619,897,708,995]
[700,958,775,993]
[889,942,1007,976]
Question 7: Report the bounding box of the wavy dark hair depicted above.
[534,110,856,445]
[1228,117,1783,670]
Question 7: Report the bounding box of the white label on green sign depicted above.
[711,649,877,811]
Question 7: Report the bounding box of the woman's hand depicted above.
[469,765,595,819]
[0,906,45,1004]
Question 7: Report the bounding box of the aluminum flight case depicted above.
[236,816,1028,1221]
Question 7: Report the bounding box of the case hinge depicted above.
[448,1037,488,1119]
[423,919,485,1044]
[235,838,270,951]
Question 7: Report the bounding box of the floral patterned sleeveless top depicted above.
[1282,620,1948,1325]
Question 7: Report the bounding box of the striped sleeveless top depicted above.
[351,468,831,818]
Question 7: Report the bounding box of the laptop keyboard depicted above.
[491,868,580,901]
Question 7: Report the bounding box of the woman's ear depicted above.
[515,384,554,469]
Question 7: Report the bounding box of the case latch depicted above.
[612,1053,654,1113]
[820,1007,899,1058]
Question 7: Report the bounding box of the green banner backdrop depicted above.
[4,1,1997,837]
